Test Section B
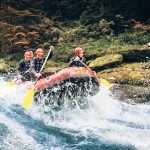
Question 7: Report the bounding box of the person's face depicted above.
[78,51,84,57]
[25,56,32,61]
[37,53,44,59]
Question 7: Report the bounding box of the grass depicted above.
[52,30,150,63]
[1,29,150,73]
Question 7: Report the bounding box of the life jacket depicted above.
[32,57,45,73]
[17,60,31,75]
[69,57,86,67]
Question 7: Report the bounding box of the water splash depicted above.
[0,78,150,150]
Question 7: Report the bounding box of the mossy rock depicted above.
[3,60,18,72]
[89,54,123,70]
[0,59,7,71]
[100,47,150,62]
[97,62,150,86]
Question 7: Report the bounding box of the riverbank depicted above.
[1,45,150,87]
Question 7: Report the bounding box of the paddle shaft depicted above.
[7,68,32,85]
[79,60,112,89]
[17,68,31,80]
[79,60,99,80]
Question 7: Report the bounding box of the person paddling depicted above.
[31,47,53,78]
[69,47,86,67]
[16,51,33,81]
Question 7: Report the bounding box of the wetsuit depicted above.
[17,59,33,81]
[69,57,86,67]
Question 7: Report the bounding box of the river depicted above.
[0,76,150,150]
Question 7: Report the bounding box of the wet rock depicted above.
[99,47,150,62]
[111,84,150,103]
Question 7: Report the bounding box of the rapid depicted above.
[0,76,150,150]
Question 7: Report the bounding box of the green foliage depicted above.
[50,30,150,63]
[118,31,150,45]
[99,19,114,35]
[111,15,130,34]
[1,0,150,74]
[52,44,75,63]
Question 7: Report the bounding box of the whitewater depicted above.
[0,76,150,150]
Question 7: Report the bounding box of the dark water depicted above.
[0,77,150,150]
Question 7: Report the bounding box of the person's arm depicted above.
[30,58,37,75]
[16,60,24,78]
[82,57,86,64]
[69,57,75,67]
[79,57,87,67]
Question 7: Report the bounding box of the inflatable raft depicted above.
[35,67,99,91]
[18,67,100,108]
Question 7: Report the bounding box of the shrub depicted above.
[99,19,114,35]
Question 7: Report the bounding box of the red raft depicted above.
[18,67,100,108]
[34,67,99,92]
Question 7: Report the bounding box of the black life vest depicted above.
[69,57,86,67]
[32,57,45,73]
[17,60,31,75]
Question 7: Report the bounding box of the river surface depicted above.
[0,76,150,150]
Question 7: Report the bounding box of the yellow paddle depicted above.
[22,45,54,109]
[7,80,16,86]
[79,60,112,89]
[6,69,31,86]
[99,78,112,89]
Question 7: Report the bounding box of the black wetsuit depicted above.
[69,57,86,67]
[17,59,33,81]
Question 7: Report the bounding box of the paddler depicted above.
[69,47,86,67]
[31,47,53,78]
[16,51,34,81]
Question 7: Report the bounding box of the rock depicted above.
[0,59,7,71]
[99,47,150,62]
[111,84,150,103]
[97,62,150,86]
[89,54,123,70]
[108,76,116,81]
[147,42,150,47]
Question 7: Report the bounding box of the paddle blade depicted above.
[100,78,112,89]
[22,86,35,109]
[6,81,15,86]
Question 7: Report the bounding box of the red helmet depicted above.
[24,51,32,57]
[36,48,44,54]
[74,47,84,54]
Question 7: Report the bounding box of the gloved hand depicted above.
[74,56,80,61]
[18,75,23,79]
[35,73,42,78]
[93,71,97,76]
[49,45,54,50]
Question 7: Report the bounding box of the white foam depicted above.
[0,78,150,150]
